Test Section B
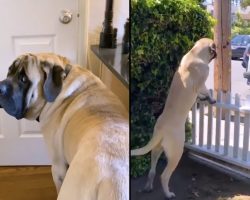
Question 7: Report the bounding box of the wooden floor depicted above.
[0,166,57,200]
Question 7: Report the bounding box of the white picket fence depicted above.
[185,90,250,178]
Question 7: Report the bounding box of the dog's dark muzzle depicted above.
[212,50,217,59]
[209,50,217,62]
[0,80,13,97]
[209,42,217,61]
[0,80,25,119]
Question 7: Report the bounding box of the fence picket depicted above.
[192,102,197,145]
[199,102,204,147]
[186,90,250,174]
[242,113,250,161]
[224,92,231,156]
[215,91,222,152]
[207,90,213,150]
[233,94,240,158]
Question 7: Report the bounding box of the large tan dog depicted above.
[0,53,129,200]
[131,38,216,199]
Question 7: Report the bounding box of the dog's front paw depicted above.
[208,98,216,104]
[197,96,208,102]
[198,95,216,105]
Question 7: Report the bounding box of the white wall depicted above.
[85,0,129,109]
[88,0,129,45]
[87,0,129,75]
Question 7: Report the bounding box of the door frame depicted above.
[77,0,89,67]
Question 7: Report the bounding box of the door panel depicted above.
[14,35,56,55]
[0,0,80,165]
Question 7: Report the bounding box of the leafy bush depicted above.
[131,0,215,177]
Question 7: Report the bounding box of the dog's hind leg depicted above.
[160,133,184,199]
[143,144,163,192]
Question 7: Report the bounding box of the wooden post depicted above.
[214,0,231,93]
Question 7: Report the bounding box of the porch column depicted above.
[214,0,231,93]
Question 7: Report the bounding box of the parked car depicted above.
[231,34,250,59]
[242,44,250,85]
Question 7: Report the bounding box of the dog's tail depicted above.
[131,135,162,156]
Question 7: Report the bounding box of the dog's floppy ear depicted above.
[41,61,65,102]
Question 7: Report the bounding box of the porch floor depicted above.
[131,153,250,200]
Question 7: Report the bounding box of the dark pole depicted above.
[99,0,117,48]
[122,18,129,54]
[106,0,113,11]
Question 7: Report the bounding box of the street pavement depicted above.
[207,60,250,104]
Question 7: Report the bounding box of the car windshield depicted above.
[231,35,250,46]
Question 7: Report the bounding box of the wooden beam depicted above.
[214,0,231,93]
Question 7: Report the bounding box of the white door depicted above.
[0,0,85,165]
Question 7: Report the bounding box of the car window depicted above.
[246,36,250,44]
[232,35,243,45]
[242,36,250,45]
[231,35,250,46]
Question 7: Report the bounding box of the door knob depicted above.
[59,10,73,24]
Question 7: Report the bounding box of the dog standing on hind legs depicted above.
[131,38,217,199]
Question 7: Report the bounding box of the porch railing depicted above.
[185,90,250,178]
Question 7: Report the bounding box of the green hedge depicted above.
[131,0,215,177]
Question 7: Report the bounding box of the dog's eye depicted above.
[20,75,28,83]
